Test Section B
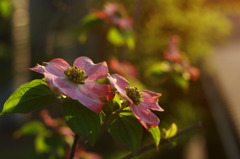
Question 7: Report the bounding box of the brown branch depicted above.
[123,121,202,159]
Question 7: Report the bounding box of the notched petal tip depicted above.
[29,64,46,74]
[159,107,164,112]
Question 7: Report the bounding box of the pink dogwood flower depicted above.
[163,35,200,81]
[163,35,182,63]
[107,73,164,130]
[30,56,113,113]
[94,2,133,30]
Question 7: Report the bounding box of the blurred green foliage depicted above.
[0,0,236,158]
[0,0,12,19]
[107,27,135,49]
[14,121,66,159]
[79,2,231,157]
[0,0,12,83]
[134,0,231,65]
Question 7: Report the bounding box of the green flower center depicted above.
[64,66,88,84]
[125,86,143,105]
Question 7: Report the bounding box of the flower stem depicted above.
[69,134,80,159]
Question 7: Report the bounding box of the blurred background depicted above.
[0,0,240,158]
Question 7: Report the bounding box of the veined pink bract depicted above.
[30,56,113,113]
[107,73,164,130]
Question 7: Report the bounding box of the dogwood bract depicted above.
[30,56,113,113]
[107,73,164,130]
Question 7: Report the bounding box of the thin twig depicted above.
[123,121,202,159]
[69,134,80,159]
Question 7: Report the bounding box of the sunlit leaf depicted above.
[14,121,47,138]
[149,126,161,149]
[104,93,122,112]
[107,27,124,46]
[113,93,121,108]
[35,134,50,154]
[165,123,178,139]
[63,98,102,145]
[108,111,143,156]
[126,35,135,49]
[80,13,100,27]
[122,30,135,49]
[0,0,12,18]
[148,62,171,77]
[172,74,189,89]
[1,79,57,115]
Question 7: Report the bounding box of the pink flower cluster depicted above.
[163,35,200,81]
[94,3,133,30]
[30,56,163,130]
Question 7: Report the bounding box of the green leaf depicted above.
[165,123,178,139]
[107,27,125,46]
[122,30,135,49]
[78,13,104,34]
[1,79,57,115]
[0,0,12,18]
[104,93,121,112]
[108,111,143,156]
[149,126,161,149]
[107,28,135,49]
[14,121,47,138]
[80,13,100,28]
[62,98,102,145]
[113,93,121,108]
[172,74,189,89]
[35,134,50,154]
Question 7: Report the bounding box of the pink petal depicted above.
[76,81,114,113]
[118,18,133,30]
[187,66,200,81]
[106,73,132,102]
[44,73,77,99]
[54,77,77,99]
[73,56,108,81]
[130,104,160,130]
[30,58,69,77]
[45,58,70,77]
[29,64,46,74]
[141,90,164,111]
